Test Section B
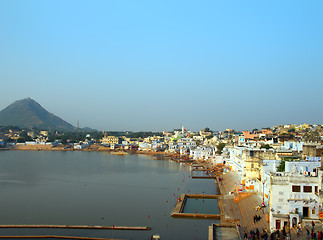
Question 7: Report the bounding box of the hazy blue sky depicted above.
[0,0,322,132]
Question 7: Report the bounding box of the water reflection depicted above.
[0,151,219,239]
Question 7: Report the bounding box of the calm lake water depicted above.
[0,151,219,239]
[183,199,219,214]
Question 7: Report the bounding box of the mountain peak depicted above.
[0,98,76,131]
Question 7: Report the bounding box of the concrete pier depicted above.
[0,236,122,240]
[208,223,239,240]
[0,225,151,230]
[191,175,216,179]
[171,194,222,220]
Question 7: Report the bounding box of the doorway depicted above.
[276,220,281,229]
[303,207,309,218]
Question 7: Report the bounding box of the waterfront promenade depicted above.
[218,171,323,239]
[217,171,269,235]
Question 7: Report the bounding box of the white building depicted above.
[269,171,322,230]
[259,159,321,208]
[190,146,216,160]
[282,141,304,152]
[138,142,152,151]
[228,146,246,174]
[178,138,196,149]
[255,159,281,206]
[285,160,320,174]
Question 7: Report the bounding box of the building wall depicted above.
[283,141,304,151]
[102,136,119,145]
[269,172,321,230]
[285,161,320,173]
[302,144,320,158]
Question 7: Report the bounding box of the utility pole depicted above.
[262,178,267,205]
[262,181,265,205]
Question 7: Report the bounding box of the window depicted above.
[303,186,312,193]
[279,191,284,195]
[279,198,283,202]
[315,186,318,194]
[312,209,315,214]
[292,185,301,192]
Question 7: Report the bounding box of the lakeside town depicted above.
[1,123,323,239]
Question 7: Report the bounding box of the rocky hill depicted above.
[0,97,76,131]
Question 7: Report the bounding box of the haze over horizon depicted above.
[1,0,322,132]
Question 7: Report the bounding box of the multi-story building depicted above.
[269,171,322,230]
[190,146,216,160]
[101,136,119,145]
[302,144,323,159]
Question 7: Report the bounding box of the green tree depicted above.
[288,128,296,133]
[216,143,226,154]
[276,160,285,172]
[6,138,15,143]
[61,138,67,145]
[19,131,28,138]
[260,144,271,149]
[16,138,25,143]
[93,132,104,141]
[204,127,212,132]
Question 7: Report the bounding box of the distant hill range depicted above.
[0,97,76,132]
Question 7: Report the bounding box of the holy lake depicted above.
[0,151,219,239]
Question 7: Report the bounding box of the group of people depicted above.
[243,228,268,240]
[243,227,289,240]
[253,214,262,223]
[304,228,323,239]
[242,222,323,240]
[304,220,322,240]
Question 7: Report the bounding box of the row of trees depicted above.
[1,128,164,144]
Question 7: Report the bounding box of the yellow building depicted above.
[40,131,49,136]
[101,136,119,145]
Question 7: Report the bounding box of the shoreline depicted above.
[4,144,222,170]
[3,144,188,162]
[2,144,227,239]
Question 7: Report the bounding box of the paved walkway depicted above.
[238,194,269,232]
[218,171,323,240]
[218,171,269,238]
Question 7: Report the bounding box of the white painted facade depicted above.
[269,171,322,230]
[228,146,246,174]
[190,146,216,160]
[285,160,321,174]
[178,138,197,149]
[166,142,178,153]
[138,142,152,151]
[282,141,304,152]
[254,159,282,206]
